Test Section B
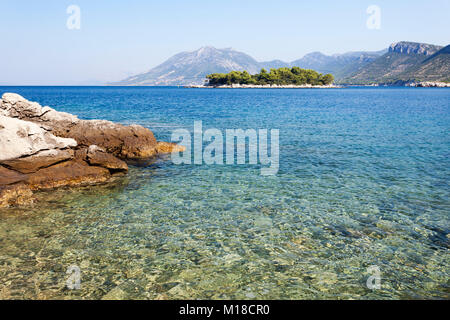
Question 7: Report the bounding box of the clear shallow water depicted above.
[0,87,449,299]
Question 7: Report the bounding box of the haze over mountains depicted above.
[112,41,449,86]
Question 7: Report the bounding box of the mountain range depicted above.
[111,41,449,86]
[343,42,449,84]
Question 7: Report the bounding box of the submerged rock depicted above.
[0,183,34,207]
[156,141,186,154]
[101,286,127,300]
[0,166,34,207]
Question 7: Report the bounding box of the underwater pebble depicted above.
[101,286,127,300]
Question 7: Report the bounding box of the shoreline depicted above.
[185,84,342,89]
[2,82,449,88]
[405,81,450,87]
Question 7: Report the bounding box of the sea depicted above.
[0,86,448,299]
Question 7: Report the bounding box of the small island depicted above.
[189,67,337,88]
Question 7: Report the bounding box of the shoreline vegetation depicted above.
[204,67,335,88]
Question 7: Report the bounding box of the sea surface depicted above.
[0,86,448,299]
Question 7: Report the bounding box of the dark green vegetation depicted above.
[206,67,334,86]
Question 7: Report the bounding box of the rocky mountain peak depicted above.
[389,41,442,56]
[195,46,221,56]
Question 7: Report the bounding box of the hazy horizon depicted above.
[1,0,449,85]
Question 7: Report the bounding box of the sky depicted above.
[0,0,449,85]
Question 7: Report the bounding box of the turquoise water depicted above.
[0,87,449,299]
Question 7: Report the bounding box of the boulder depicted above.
[0,165,28,185]
[26,160,111,191]
[0,93,158,159]
[0,93,79,125]
[1,149,74,174]
[86,145,128,172]
[63,120,158,159]
[0,114,118,207]
[156,141,186,154]
[0,93,184,208]
[0,115,76,161]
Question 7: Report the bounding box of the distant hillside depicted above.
[111,47,261,86]
[112,42,448,86]
[111,47,386,86]
[291,50,386,80]
[343,42,446,84]
[395,45,450,82]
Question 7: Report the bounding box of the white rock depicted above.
[0,93,79,124]
[0,115,77,161]
[1,93,24,105]
[88,144,105,153]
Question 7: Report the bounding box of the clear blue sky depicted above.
[1,0,449,85]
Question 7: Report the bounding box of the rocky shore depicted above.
[405,81,450,87]
[186,84,341,89]
[0,93,184,208]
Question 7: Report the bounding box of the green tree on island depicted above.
[206,67,334,86]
